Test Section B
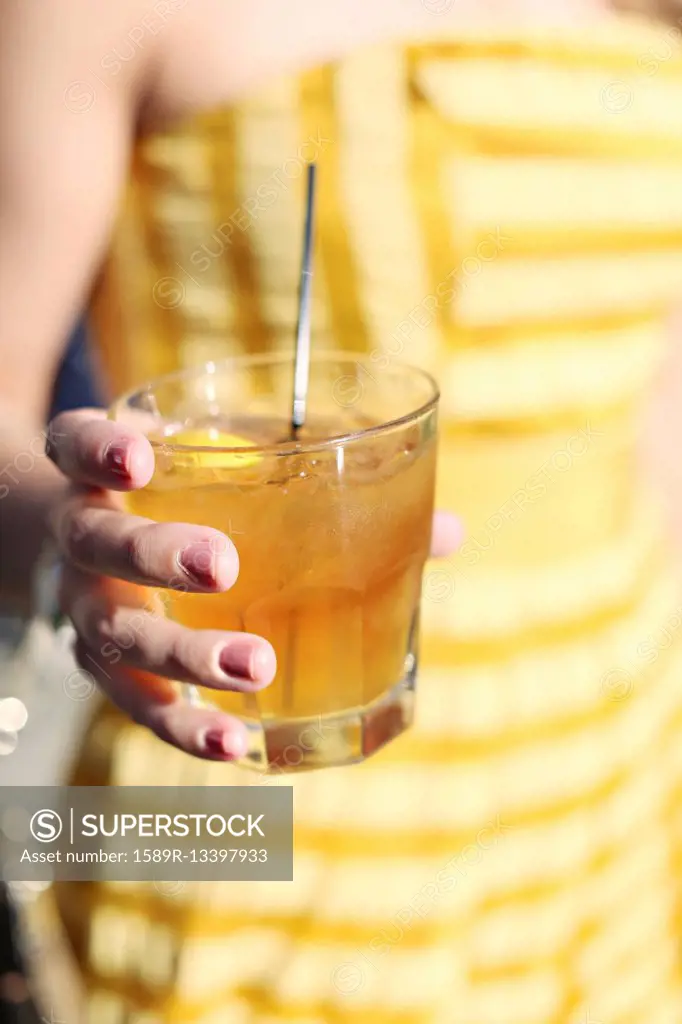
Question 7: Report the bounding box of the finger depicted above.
[58,565,161,614]
[73,640,250,760]
[63,568,276,691]
[430,510,464,558]
[47,409,155,491]
[53,496,238,591]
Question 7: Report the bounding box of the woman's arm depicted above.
[0,0,148,611]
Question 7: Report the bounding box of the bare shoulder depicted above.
[1,0,611,134]
[141,0,503,129]
[0,0,177,109]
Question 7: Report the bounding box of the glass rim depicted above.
[110,350,440,456]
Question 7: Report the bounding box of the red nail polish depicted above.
[204,729,227,755]
[179,543,215,588]
[105,443,130,477]
[219,641,255,681]
[204,729,247,759]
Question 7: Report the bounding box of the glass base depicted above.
[238,655,417,774]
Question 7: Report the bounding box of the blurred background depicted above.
[4,5,682,1024]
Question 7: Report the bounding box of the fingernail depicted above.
[204,729,228,755]
[219,641,256,681]
[179,543,215,588]
[105,442,130,478]
[204,729,247,759]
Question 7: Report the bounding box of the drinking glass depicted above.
[111,352,439,773]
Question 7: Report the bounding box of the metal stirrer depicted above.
[280,163,317,724]
[290,162,317,437]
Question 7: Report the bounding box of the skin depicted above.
[0,0,677,761]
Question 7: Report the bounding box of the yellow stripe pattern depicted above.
[75,16,682,1024]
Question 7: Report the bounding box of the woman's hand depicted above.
[47,409,461,761]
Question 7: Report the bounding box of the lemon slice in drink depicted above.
[171,427,262,468]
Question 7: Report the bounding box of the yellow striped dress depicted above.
[53,17,682,1024]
